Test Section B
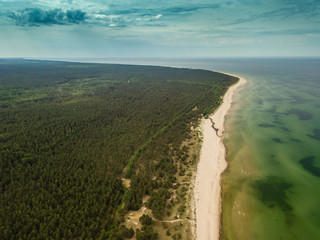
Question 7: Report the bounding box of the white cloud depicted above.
[1,0,320,57]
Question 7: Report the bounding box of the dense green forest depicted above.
[0,59,238,239]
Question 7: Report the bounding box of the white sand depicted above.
[194,73,246,240]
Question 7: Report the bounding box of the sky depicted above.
[0,0,320,58]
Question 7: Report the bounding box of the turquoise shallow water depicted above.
[71,57,320,239]
[213,58,320,240]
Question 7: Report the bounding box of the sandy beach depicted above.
[194,73,246,240]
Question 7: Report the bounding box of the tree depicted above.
[139,214,153,226]
[136,227,158,240]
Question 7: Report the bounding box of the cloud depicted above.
[163,4,221,14]
[3,2,222,28]
[87,9,165,28]
[85,3,221,28]
[66,9,86,23]
[282,0,320,15]
[108,4,221,16]
[8,8,86,26]
[224,7,297,26]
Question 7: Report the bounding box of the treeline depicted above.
[0,59,238,239]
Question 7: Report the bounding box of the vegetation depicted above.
[139,214,153,226]
[0,59,238,239]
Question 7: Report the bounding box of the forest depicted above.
[0,59,238,239]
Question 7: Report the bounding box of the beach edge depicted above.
[194,72,247,240]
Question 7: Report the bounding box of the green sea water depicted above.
[217,59,320,240]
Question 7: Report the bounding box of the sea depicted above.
[54,57,320,239]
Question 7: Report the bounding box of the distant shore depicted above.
[194,73,246,240]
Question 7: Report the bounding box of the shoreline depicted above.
[194,72,247,240]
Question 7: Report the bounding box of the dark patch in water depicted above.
[314,103,320,108]
[257,99,263,105]
[252,176,293,212]
[265,106,277,113]
[258,123,275,128]
[274,114,280,119]
[290,95,311,104]
[280,126,291,132]
[299,156,320,177]
[290,138,301,143]
[307,129,320,141]
[272,138,283,143]
[305,89,320,98]
[286,109,313,120]
[273,120,284,125]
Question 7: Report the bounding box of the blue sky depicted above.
[0,0,320,58]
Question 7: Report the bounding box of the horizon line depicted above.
[2,56,320,60]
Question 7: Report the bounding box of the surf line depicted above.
[209,117,222,138]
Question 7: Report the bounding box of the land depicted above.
[0,59,238,239]
[195,74,246,240]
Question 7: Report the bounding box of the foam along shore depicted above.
[194,73,246,240]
